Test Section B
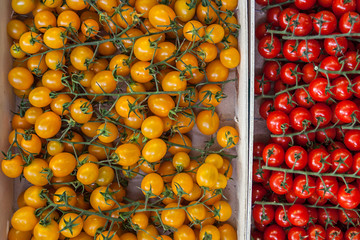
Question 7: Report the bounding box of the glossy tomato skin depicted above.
[262,143,285,167]
[266,6,281,27]
[280,63,302,85]
[302,63,317,83]
[254,142,266,157]
[267,111,290,135]
[335,100,360,123]
[326,226,343,240]
[274,93,295,114]
[309,78,331,102]
[256,22,274,40]
[283,40,299,61]
[253,204,275,225]
[318,207,339,226]
[260,99,274,120]
[319,56,342,79]
[255,76,271,96]
[339,209,360,225]
[269,171,293,195]
[295,0,316,10]
[331,148,353,174]
[289,13,313,36]
[288,227,307,240]
[332,0,356,16]
[294,87,314,108]
[288,204,309,227]
[337,184,360,209]
[289,107,312,131]
[352,153,360,175]
[307,225,326,240]
[263,61,281,81]
[258,36,281,59]
[285,146,308,170]
[252,183,267,203]
[316,176,339,199]
[293,175,316,199]
[345,227,360,240]
[331,77,353,100]
[253,160,271,183]
[263,224,286,240]
[313,11,337,35]
[279,8,299,30]
[344,130,360,151]
[310,103,332,127]
[308,148,331,173]
[324,34,348,56]
[297,40,321,62]
[274,206,291,227]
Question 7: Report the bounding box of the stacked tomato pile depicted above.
[253,0,360,239]
[3,0,241,239]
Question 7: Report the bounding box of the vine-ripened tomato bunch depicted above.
[4,0,241,239]
[253,0,360,240]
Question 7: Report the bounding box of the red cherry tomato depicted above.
[310,103,332,127]
[316,176,339,199]
[288,227,307,240]
[330,148,353,174]
[289,107,312,131]
[313,11,337,35]
[260,99,274,120]
[332,0,356,16]
[309,78,331,102]
[253,204,275,226]
[285,146,308,170]
[319,56,341,79]
[263,61,281,81]
[345,130,360,151]
[335,100,360,123]
[288,204,309,227]
[308,148,331,173]
[258,36,282,59]
[274,206,291,227]
[279,8,299,30]
[337,184,360,209]
[297,40,321,62]
[267,111,290,135]
[283,40,300,62]
[274,92,295,114]
[269,171,293,195]
[339,11,360,33]
[331,77,353,100]
[326,226,343,240]
[264,224,286,240]
[324,34,348,56]
[289,13,313,36]
[262,143,285,167]
[293,174,316,199]
[294,87,314,108]
[280,63,302,85]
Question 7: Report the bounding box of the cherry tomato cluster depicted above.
[4,0,241,240]
[253,0,360,239]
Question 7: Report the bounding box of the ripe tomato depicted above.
[70,98,93,124]
[335,100,360,123]
[269,171,293,195]
[253,204,275,225]
[295,0,316,10]
[315,176,339,199]
[59,213,83,238]
[319,56,341,79]
[11,206,38,232]
[258,35,281,59]
[308,225,326,240]
[264,224,286,240]
[337,184,360,209]
[1,155,24,178]
[332,0,356,16]
[148,4,176,30]
[309,78,331,102]
[266,111,290,134]
[262,143,284,167]
[293,175,316,199]
[313,11,337,35]
[253,160,271,183]
[297,40,321,62]
[216,126,239,148]
[289,13,312,36]
[288,227,307,240]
